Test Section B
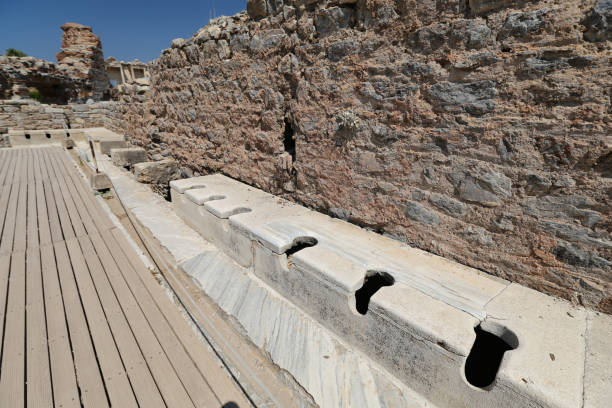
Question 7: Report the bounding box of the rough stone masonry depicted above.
[56,22,110,101]
[0,22,110,104]
[80,0,612,313]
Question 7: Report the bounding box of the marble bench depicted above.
[170,174,608,408]
[7,129,85,146]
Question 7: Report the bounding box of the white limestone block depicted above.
[583,311,612,408]
[181,249,431,408]
[168,174,609,408]
[484,283,587,408]
[170,175,209,193]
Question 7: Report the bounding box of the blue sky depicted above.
[0,0,245,63]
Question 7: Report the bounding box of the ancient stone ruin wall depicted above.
[0,56,84,103]
[56,22,110,101]
[98,0,612,313]
[0,99,124,133]
[0,23,111,103]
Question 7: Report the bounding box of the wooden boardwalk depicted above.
[0,146,251,407]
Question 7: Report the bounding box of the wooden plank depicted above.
[32,148,42,182]
[13,182,28,253]
[37,148,51,182]
[0,150,7,184]
[25,248,53,407]
[40,244,81,408]
[61,148,115,232]
[53,149,114,232]
[54,241,109,408]
[36,180,52,247]
[110,228,251,406]
[0,151,9,186]
[0,185,12,246]
[65,237,139,408]
[102,229,224,406]
[9,149,21,185]
[79,234,169,408]
[48,149,97,236]
[0,255,9,363]
[39,151,63,243]
[31,150,51,247]
[45,155,76,241]
[89,232,196,408]
[46,150,86,238]
[0,150,13,186]
[0,183,20,255]
[5,150,18,186]
[26,182,38,250]
[0,150,24,254]
[16,149,28,185]
[0,251,26,408]
[26,148,35,185]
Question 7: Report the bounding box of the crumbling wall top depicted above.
[56,21,109,101]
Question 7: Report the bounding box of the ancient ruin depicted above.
[1,23,110,103]
[0,1,611,407]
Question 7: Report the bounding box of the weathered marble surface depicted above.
[98,155,208,264]
[583,311,612,408]
[171,173,611,408]
[100,153,433,408]
[182,250,431,408]
[171,174,509,319]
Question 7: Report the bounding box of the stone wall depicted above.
[4,0,606,313]
[0,99,123,133]
[119,0,612,313]
[0,56,84,103]
[56,22,110,100]
[0,23,111,103]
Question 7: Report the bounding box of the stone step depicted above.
[110,147,146,167]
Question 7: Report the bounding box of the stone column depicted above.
[119,64,126,84]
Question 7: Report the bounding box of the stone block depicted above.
[583,0,612,42]
[90,172,112,190]
[134,159,180,184]
[99,139,128,155]
[469,0,532,15]
[584,311,612,407]
[498,8,550,40]
[110,147,146,167]
[62,139,75,149]
[403,200,439,225]
[71,104,90,112]
[314,6,354,37]
[427,80,497,116]
[169,173,612,407]
[247,0,268,19]
[483,283,587,408]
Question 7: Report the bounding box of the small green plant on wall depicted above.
[5,48,27,57]
[28,88,41,101]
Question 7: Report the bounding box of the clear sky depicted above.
[0,0,246,63]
